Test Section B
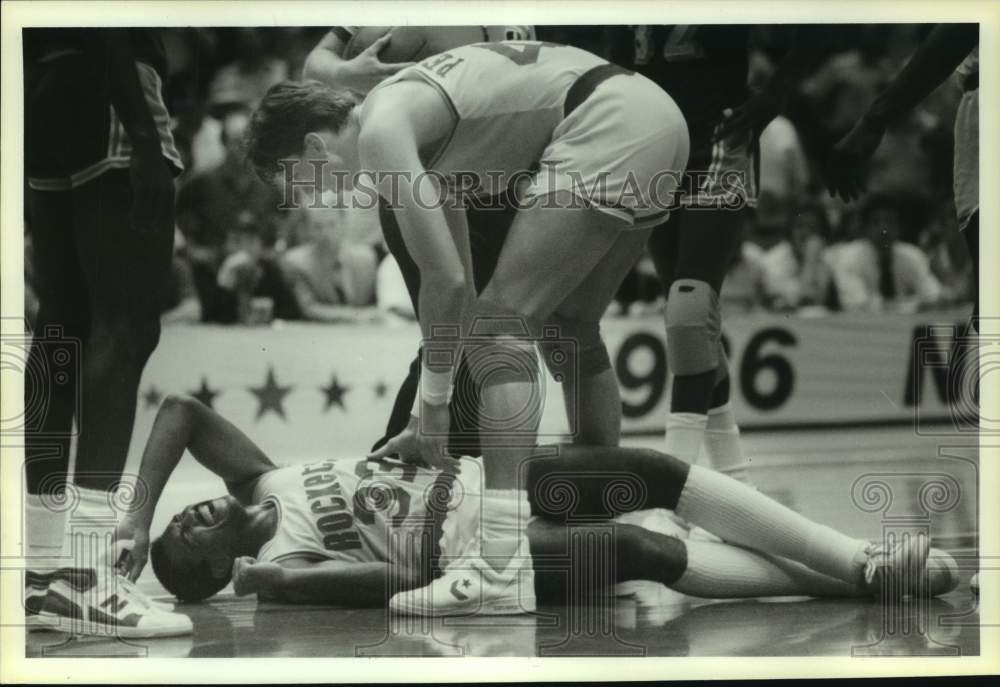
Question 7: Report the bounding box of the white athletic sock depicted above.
[673,540,861,598]
[66,486,120,570]
[665,412,708,463]
[25,493,66,572]
[675,465,868,584]
[479,489,530,573]
[703,402,752,484]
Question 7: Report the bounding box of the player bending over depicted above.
[246,40,690,616]
[108,395,958,610]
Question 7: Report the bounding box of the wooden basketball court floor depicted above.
[25,426,981,658]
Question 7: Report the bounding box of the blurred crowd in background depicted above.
[23,25,976,327]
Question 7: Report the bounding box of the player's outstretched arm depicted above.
[232,556,421,605]
[303,29,414,95]
[117,395,277,579]
[825,24,978,201]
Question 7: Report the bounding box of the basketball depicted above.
[344,26,489,63]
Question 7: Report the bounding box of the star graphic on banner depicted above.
[142,385,163,409]
[189,377,220,409]
[250,366,293,421]
[321,374,350,412]
[373,381,388,399]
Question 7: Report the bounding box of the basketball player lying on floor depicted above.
[113,395,958,610]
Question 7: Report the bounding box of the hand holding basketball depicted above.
[345,31,416,92]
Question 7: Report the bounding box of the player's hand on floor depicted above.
[232,556,286,597]
[114,515,151,582]
[129,147,174,235]
[824,116,886,202]
[349,32,416,92]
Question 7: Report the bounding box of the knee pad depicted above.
[665,279,721,376]
[542,317,611,379]
[468,299,542,388]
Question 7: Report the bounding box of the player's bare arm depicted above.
[303,29,414,95]
[826,23,979,201]
[232,556,421,605]
[359,81,470,469]
[117,395,277,579]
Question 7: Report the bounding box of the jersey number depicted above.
[354,459,415,526]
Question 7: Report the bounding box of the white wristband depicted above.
[420,363,453,406]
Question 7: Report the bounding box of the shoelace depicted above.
[862,543,883,585]
[110,573,158,613]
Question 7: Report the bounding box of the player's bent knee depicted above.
[665,278,721,376]
[617,523,687,583]
[468,298,543,388]
[543,317,611,379]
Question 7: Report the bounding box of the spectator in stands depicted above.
[376,254,416,320]
[752,196,835,311]
[827,193,944,312]
[919,202,975,304]
[758,114,811,203]
[160,229,202,324]
[788,202,837,308]
[176,106,291,322]
[282,206,379,323]
[216,224,300,325]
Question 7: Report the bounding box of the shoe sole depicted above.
[927,548,960,596]
[390,595,536,617]
[26,614,58,633]
[31,611,192,639]
[866,536,931,598]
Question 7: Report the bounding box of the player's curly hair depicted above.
[150,536,231,603]
[245,80,356,184]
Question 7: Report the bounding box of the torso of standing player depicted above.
[252,457,444,571]
[369,40,609,197]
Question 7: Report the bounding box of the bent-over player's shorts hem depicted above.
[517,71,690,230]
[27,61,183,192]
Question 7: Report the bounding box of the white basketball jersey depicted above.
[252,457,461,571]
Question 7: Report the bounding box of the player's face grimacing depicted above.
[161,496,245,560]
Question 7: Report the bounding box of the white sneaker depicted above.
[31,553,192,638]
[25,569,59,632]
[926,548,961,596]
[390,537,535,617]
[860,535,930,598]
